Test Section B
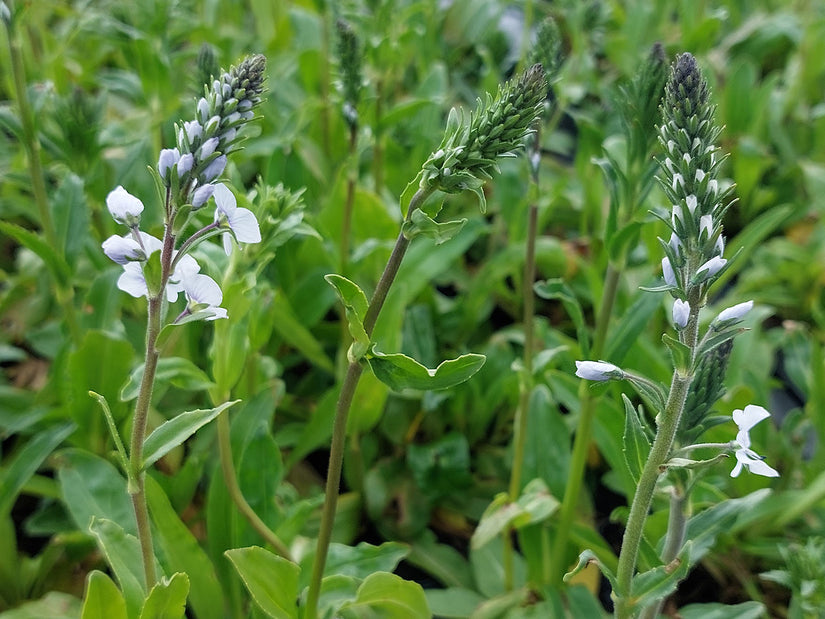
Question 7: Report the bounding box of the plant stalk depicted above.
[6,17,81,345]
[304,186,434,619]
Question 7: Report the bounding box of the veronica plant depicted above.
[301,63,548,619]
[95,55,266,591]
[568,54,779,618]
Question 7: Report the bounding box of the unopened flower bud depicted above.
[575,360,623,382]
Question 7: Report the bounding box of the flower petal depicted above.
[184,273,223,306]
[732,404,770,434]
[228,207,261,244]
[212,183,236,217]
[117,263,148,298]
[106,186,144,224]
[102,235,144,265]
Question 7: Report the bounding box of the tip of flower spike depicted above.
[665,53,709,118]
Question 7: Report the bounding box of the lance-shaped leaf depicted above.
[367,349,485,392]
[471,479,559,550]
[622,394,651,484]
[662,333,692,374]
[630,542,691,610]
[141,401,239,470]
[139,573,190,619]
[401,208,467,245]
[225,546,300,619]
[534,279,590,359]
[325,274,371,361]
[81,571,127,619]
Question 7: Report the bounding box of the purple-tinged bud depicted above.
[197,98,210,123]
[238,99,253,111]
[224,111,241,126]
[102,234,145,264]
[221,128,237,145]
[662,257,677,287]
[696,256,726,280]
[158,148,180,182]
[202,155,227,182]
[204,114,221,136]
[180,120,202,146]
[106,186,144,226]
[177,153,194,176]
[192,183,216,208]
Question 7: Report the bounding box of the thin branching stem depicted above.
[304,186,435,619]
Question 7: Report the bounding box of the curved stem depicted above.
[216,409,293,560]
[304,186,434,619]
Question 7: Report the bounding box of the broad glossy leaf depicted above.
[225,546,300,619]
[141,401,239,470]
[144,478,224,619]
[367,350,485,391]
[81,571,127,619]
[0,422,74,517]
[139,572,189,619]
[338,572,429,619]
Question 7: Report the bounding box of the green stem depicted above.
[216,409,293,560]
[550,264,621,583]
[613,301,699,618]
[128,219,176,591]
[304,186,434,619]
[6,17,81,346]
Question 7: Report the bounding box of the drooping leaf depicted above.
[630,542,691,610]
[141,401,239,470]
[367,349,485,391]
[564,549,617,593]
[401,209,467,245]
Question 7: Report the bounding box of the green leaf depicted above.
[662,333,692,374]
[141,401,239,470]
[425,588,485,618]
[367,350,485,391]
[0,220,71,287]
[89,517,149,619]
[605,290,662,364]
[144,478,224,619]
[630,542,691,609]
[269,292,335,373]
[325,274,371,361]
[81,571,128,619]
[0,592,82,618]
[300,542,409,587]
[120,358,215,402]
[622,394,651,484]
[338,572,430,619]
[224,547,300,619]
[608,221,642,265]
[0,422,74,517]
[407,530,473,589]
[564,549,617,593]
[51,172,89,267]
[678,601,766,619]
[139,573,189,619]
[534,279,590,358]
[471,479,559,550]
[401,209,467,245]
[400,170,425,217]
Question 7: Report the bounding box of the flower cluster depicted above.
[419,64,547,212]
[657,53,735,313]
[101,55,266,323]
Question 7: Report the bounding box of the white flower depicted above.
[685,194,698,214]
[202,154,227,182]
[696,256,726,280]
[575,360,622,382]
[730,405,779,478]
[158,148,180,182]
[699,214,713,241]
[198,137,219,160]
[115,235,200,302]
[192,183,216,208]
[106,186,144,226]
[717,300,753,324]
[181,272,227,321]
[102,234,144,265]
[672,299,690,329]
[212,183,261,255]
[671,173,684,192]
[695,169,705,182]
[177,153,194,176]
[662,257,677,287]
[180,120,202,145]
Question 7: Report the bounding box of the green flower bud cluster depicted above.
[657,53,734,298]
[336,19,362,129]
[677,338,732,445]
[618,43,668,167]
[529,18,562,84]
[420,64,547,211]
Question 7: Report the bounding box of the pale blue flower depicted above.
[198,137,219,159]
[192,184,216,208]
[102,234,144,265]
[730,405,779,478]
[116,236,199,302]
[182,273,227,321]
[202,155,227,182]
[717,300,753,324]
[662,257,676,287]
[212,183,261,255]
[177,153,194,176]
[106,186,144,226]
[158,148,180,182]
[672,299,690,329]
[696,255,726,279]
[575,360,623,382]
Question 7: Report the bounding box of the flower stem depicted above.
[550,263,621,583]
[613,300,699,618]
[304,186,434,619]
[6,16,80,346]
[216,408,293,560]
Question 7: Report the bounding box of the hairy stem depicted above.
[614,300,699,618]
[304,186,434,619]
